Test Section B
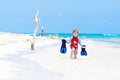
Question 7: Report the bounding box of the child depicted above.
[70,29,82,59]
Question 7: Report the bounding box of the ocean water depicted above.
[28,33,120,39]
[26,33,120,45]
[24,33,120,48]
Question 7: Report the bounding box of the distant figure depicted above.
[31,9,40,50]
[70,29,82,59]
[16,32,20,34]
[41,26,44,37]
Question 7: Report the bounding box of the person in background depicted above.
[41,26,44,37]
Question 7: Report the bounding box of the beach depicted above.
[0,32,120,80]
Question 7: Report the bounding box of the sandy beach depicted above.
[0,32,120,80]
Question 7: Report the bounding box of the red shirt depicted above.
[70,36,79,48]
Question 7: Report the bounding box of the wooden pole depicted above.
[31,8,40,50]
[31,43,34,50]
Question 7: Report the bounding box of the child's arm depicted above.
[66,39,71,44]
[78,38,82,46]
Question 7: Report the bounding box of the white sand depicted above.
[0,32,120,80]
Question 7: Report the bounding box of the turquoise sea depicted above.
[25,33,120,45]
[28,33,120,38]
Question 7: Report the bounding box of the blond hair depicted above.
[72,29,78,33]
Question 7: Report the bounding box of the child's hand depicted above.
[74,41,77,44]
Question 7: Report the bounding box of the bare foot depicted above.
[74,55,77,59]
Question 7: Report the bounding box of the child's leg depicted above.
[70,48,74,58]
[74,48,78,59]
[74,52,77,59]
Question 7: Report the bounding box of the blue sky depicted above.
[0,0,120,33]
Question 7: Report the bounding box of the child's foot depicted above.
[74,56,77,59]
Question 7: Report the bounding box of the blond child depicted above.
[70,29,82,59]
